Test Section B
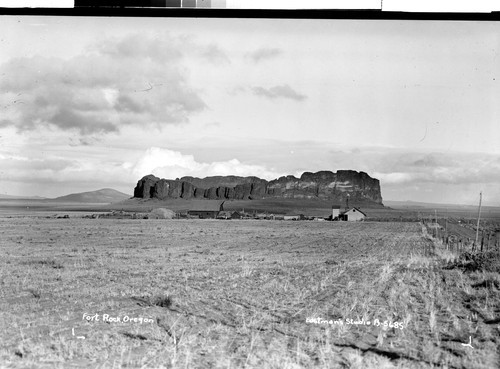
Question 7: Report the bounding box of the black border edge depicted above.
[0,8,499,21]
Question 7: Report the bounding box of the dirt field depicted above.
[0,218,499,368]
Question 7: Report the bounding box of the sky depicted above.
[0,16,499,205]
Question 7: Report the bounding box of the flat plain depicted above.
[0,217,499,368]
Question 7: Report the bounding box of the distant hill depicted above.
[0,194,47,200]
[51,188,131,203]
[385,200,483,209]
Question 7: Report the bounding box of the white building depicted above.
[338,207,366,221]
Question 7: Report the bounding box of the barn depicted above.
[187,201,224,219]
[230,211,242,219]
[338,207,366,221]
[217,211,242,220]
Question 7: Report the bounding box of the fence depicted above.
[424,221,500,255]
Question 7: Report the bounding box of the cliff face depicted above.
[133,170,383,204]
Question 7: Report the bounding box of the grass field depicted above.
[1,218,499,368]
[0,198,391,219]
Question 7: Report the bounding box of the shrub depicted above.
[149,208,175,219]
[444,251,500,273]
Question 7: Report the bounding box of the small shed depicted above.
[188,201,224,219]
[332,205,341,219]
[338,207,366,221]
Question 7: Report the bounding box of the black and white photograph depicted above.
[0,6,499,369]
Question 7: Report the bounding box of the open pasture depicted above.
[0,218,499,368]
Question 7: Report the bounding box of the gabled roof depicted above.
[340,207,367,216]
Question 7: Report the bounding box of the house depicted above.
[187,201,224,219]
[337,207,366,221]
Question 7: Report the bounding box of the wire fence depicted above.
[423,221,500,256]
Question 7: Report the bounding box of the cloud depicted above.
[251,85,307,101]
[410,153,453,168]
[51,107,118,135]
[131,147,285,180]
[95,33,230,65]
[0,33,210,135]
[372,151,500,186]
[94,33,184,61]
[0,147,286,197]
[68,136,102,147]
[0,151,135,192]
[202,44,230,64]
[0,155,76,178]
[247,48,283,63]
[204,121,221,129]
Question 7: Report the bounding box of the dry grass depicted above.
[0,218,499,368]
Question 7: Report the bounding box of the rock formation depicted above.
[133,170,383,205]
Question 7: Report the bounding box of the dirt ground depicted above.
[0,218,499,368]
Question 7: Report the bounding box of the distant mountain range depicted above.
[0,189,131,203]
[0,194,47,200]
[384,200,498,209]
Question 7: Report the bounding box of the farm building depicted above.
[337,207,366,221]
[230,211,242,219]
[283,214,306,221]
[187,201,224,219]
[255,213,277,220]
[216,211,231,219]
[217,211,242,220]
[332,205,341,219]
